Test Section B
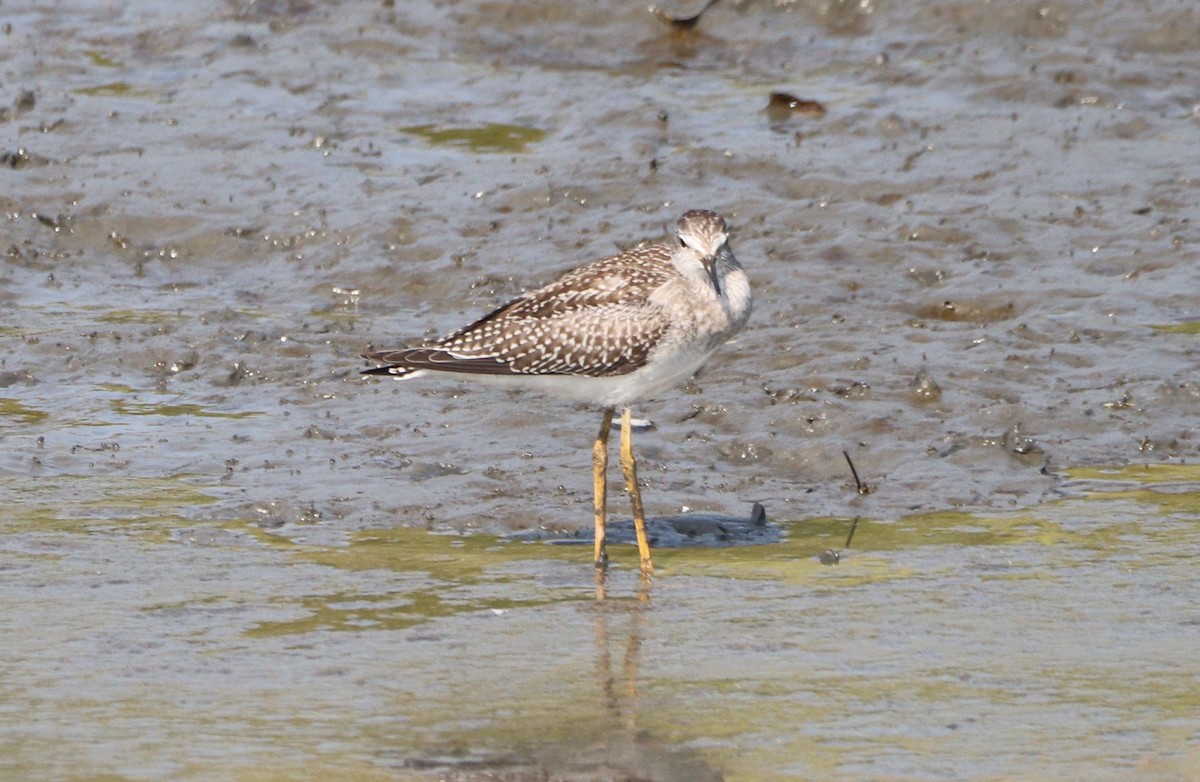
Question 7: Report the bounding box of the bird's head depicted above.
[674,209,731,294]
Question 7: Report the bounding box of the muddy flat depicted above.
[3,1,1199,779]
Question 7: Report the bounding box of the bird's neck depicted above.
[720,266,753,328]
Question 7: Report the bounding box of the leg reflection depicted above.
[591,570,651,734]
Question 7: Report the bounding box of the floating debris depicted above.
[767,92,827,123]
[1,148,51,169]
[515,502,779,548]
[907,369,943,403]
[400,123,546,154]
[654,0,722,29]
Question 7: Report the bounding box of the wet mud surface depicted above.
[3,1,1199,779]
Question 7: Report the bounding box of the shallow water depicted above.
[3,466,1199,780]
[3,0,1200,779]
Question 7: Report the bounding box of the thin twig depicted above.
[842,450,871,495]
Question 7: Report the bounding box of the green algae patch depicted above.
[243,589,542,637]
[1065,463,1200,515]
[73,81,155,98]
[239,525,592,637]
[84,49,121,68]
[6,473,219,540]
[97,382,138,394]
[651,505,1113,585]
[1066,463,1200,484]
[277,525,576,583]
[888,507,1107,550]
[401,122,546,153]
[247,590,452,635]
[0,398,49,425]
[110,398,263,419]
[649,517,903,585]
[94,309,187,325]
[1070,486,1200,519]
[1150,321,1200,334]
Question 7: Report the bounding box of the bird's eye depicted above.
[678,237,687,249]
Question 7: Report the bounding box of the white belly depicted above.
[462,346,718,407]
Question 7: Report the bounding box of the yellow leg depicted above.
[619,407,654,576]
[593,407,614,570]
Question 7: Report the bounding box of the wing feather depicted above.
[362,243,676,378]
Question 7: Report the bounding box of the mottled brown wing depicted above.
[364,244,676,378]
[437,245,675,376]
